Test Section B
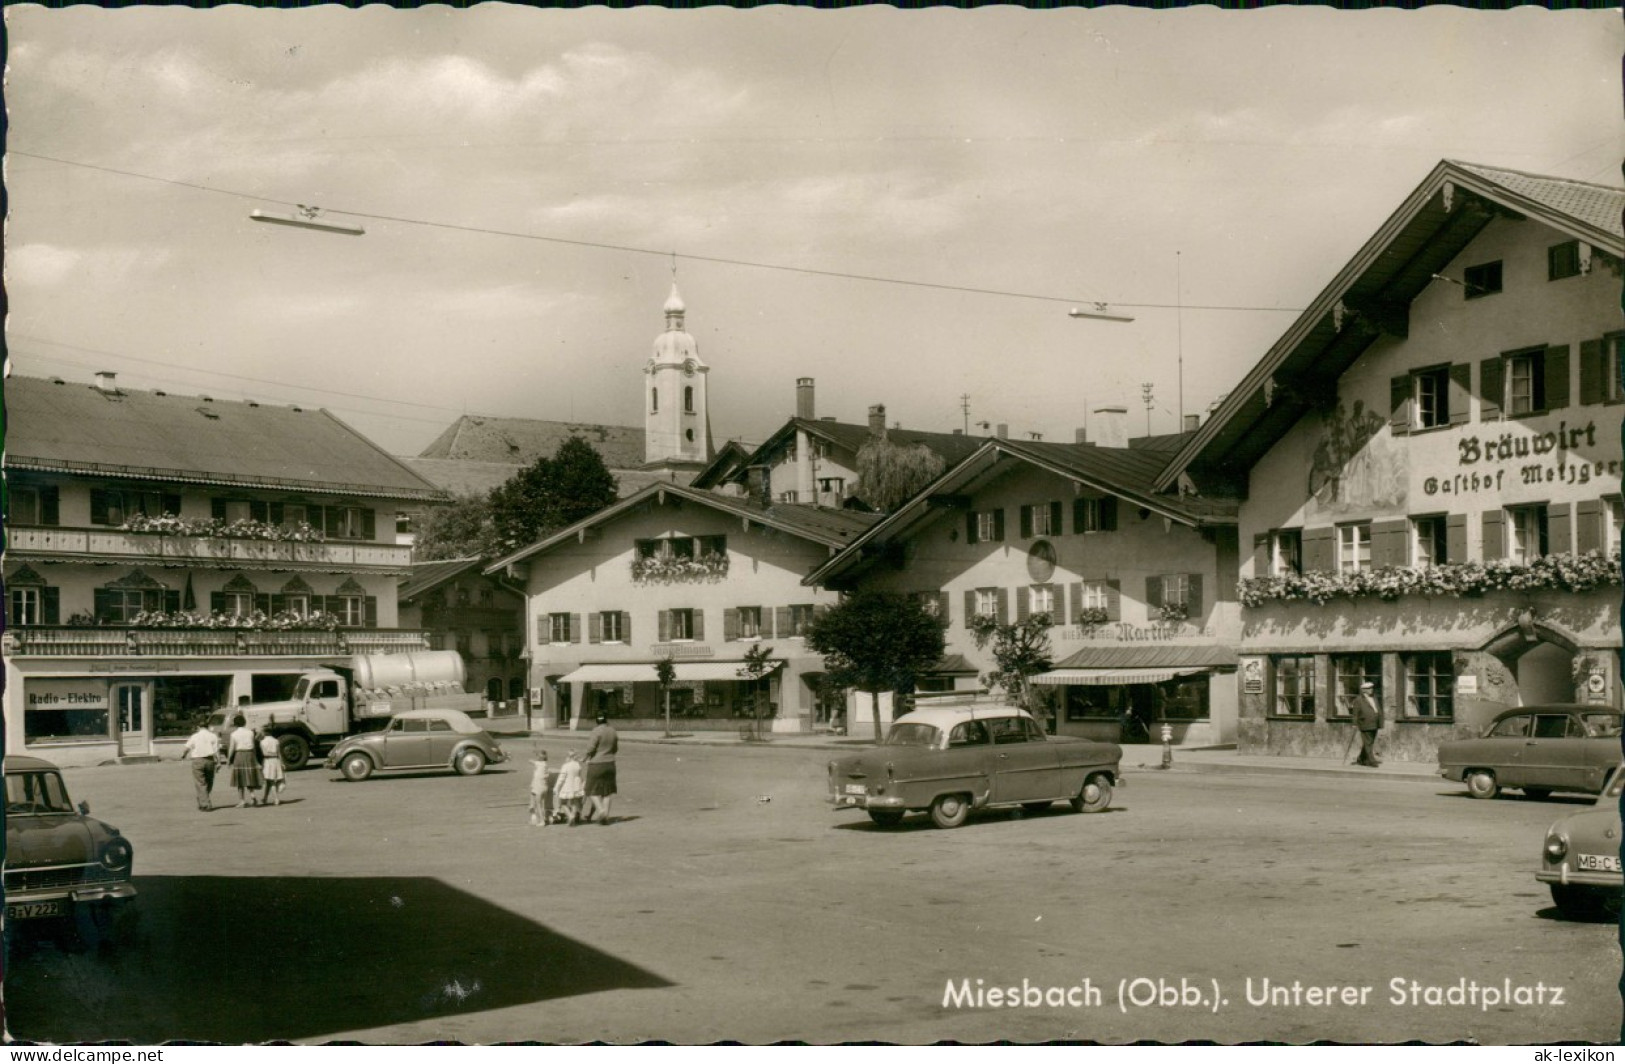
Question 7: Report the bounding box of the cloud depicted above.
[5,243,172,288]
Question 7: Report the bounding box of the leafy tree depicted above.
[969,612,1055,718]
[656,656,677,738]
[736,644,778,741]
[806,590,945,740]
[488,436,619,552]
[852,435,946,513]
[412,492,498,561]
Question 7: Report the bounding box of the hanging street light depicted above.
[1067,303,1134,323]
[249,206,365,236]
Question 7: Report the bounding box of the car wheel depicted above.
[1021,802,1052,814]
[866,809,904,827]
[929,794,969,829]
[1522,787,1552,801]
[72,900,134,950]
[455,748,487,777]
[278,734,310,772]
[1550,883,1604,919]
[1071,774,1114,814]
[340,753,374,782]
[1464,769,1499,800]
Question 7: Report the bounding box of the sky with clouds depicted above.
[5,5,1620,459]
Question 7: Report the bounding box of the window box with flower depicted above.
[630,550,730,584]
[1155,602,1189,624]
[121,513,327,543]
[1076,607,1110,628]
[1237,550,1622,608]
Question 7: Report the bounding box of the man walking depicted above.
[180,717,222,811]
[583,712,620,826]
[1352,681,1383,767]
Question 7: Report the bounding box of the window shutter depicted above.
[1371,518,1408,567]
[658,610,671,642]
[324,507,342,538]
[1145,576,1163,611]
[1252,533,1270,576]
[94,588,114,622]
[1446,514,1468,563]
[41,486,59,526]
[1073,498,1087,534]
[42,587,59,624]
[1019,505,1033,539]
[992,509,1005,542]
[1101,497,1118,532]
[1049,501,1063,536]
[212,498,228,522]
[622,612,632,643]
[1482,510,1506,561]
[1579,340,1604,406]
[1479,356,1504,419]
[589,613,602,644]
[269,503,284,527]
[311,595,327,617]
[1448,364,1472,425]
[964,590,977,623]
[724,608,739,642]
[965,512,979,545]
[1548,502,1573,555]
[1187,575,1203,619]
[211,592,225,613]
[1302,527,1336,572]
[1016,588,1030,623]
[250,500,270,524]
[1577,500,1604,553]
[164,589,181,612]
[1070,582,1084,623]
[938,591,950,625]
[1545,345,1570,411]
[1389,374,1412,435]
[570,613,582,643]
[271,594,287,614]
[91,489,112,526]
[365,597,378,626]
[693,610,705,640]
[256,594,273,614]
[160,492,180,516]
[361,509,377,539]
[1105,579,1121,622]
[994,587,1008,623]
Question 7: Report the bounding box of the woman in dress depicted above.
[258,730,286,806]
[226,714,263,808]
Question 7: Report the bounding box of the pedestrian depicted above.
[258,731,286,806]
[554,752,586,825]
[179,717,221,812]
[582,711,620,825]
[1353,681,1383,767]
[528,746,552,827]
[226,713,264,808]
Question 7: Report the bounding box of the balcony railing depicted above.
[2,625,430,658]
[6,526,412,569]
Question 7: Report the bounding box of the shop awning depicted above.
[671,661,784,682]
[1031,667,1209,687]
[557,661,784,684]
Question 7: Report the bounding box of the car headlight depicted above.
[1544,834,1568,863]
[100,837,134,873]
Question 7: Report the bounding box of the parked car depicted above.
[4,755,136,942]
[827,707,1121,829]
[1436,705,1622,800]
[324,709,507,781]
[1537,763,1623,919]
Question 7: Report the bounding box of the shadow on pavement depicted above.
[4,874,672,1043]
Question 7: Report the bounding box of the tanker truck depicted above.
[210,651,485,770]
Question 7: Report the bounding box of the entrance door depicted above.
[115,684,149,756]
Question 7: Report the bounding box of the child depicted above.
[258,730,286,806]
[528,747,552,827]
[553,752,586,826]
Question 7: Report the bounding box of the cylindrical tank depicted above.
[349,650,466,691]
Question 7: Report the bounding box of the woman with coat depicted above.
[226,713,264,808]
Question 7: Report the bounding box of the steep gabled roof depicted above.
[419,414,647,469]
[4,376,445,501]
[402,458,691,501]
[399,558,485,601]
[688,440,753,490]
[1156,160,1625,495]
[484,481,883,574]
[717,417,986,493]
[805,437,1238,588]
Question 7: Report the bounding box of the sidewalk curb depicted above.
[1135,759,1442,784]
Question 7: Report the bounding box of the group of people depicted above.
[179,713,287,811]
[528,712,619,827]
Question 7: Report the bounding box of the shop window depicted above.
[1330,654,1382,718]
[1463,260,1502,299]
[1507,504,1549,563]
[1270,529,1302,576]
[1549,240,1581,281]
[1066,686,1121,721]
[549,613,574,644]
[1412,515,1448,568]
[1160,677,1210,721]
[1406,653,1455,719]
[1336,522,1371,573]
[23,680,112,741]
[1271,656,1316,718]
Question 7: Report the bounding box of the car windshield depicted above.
[292,678,310,701]
[6,771,75,815]
[883,723,942,747]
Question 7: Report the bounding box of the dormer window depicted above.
[1463,261,1502,299]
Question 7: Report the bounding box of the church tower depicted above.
[643,282,712,468]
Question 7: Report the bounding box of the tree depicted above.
[852,435,946,513]
[656,655,677,738]
[488,436,619,552]
[969,612,1055,720]
[806,590,945,740]
[735,643,778,741]
[412,492,499,561]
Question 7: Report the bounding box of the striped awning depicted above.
[1031,667,1209,687]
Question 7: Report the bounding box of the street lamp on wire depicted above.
[250,206,365,236]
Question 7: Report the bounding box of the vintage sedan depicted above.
[325,709,507,781]
[828,707,1121,829]
[1537,764,1623,919]
[4,755,136,942]
[1437,704,1622,800]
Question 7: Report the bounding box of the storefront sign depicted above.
[1241,658,1264,694]
[1060,623,1213,642]
[1424,419,1620,496]
[26,678,110,710]
[649,644,714,658]
[1455,674,1479,695]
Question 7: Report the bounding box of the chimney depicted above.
[746,465,773,507]
[796,378,816,420]
[1074,427,1089,444]
[952,428,964,436]
[94,371,118,393]
[868,404,887,436]
[1183,413,1201,432]
[995,423,1008,440]
[1091,405,1129,448]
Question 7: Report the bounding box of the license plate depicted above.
[1578,853,1622,872]
[6,900,64,920]
[844,784,866,795]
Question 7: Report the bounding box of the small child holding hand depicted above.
[553,752,586,826]
[528,747,552,827]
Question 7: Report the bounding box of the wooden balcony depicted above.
[5,526,413,571]
[2,625,430,659]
